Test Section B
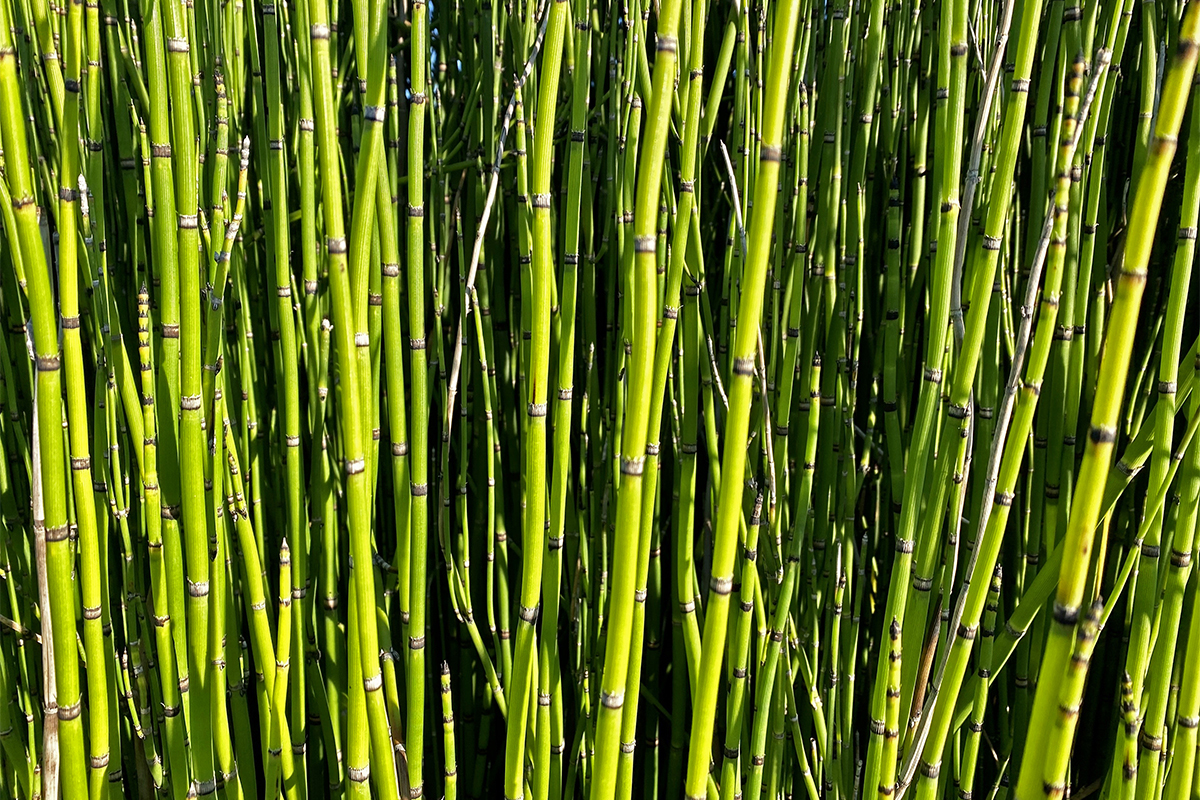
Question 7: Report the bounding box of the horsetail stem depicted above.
[3,0,1200,799]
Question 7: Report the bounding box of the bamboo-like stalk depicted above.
[261,1,307,789]
[1126,70,1200,800]
[3,1,1200,798]
[598,14,664,790]
[401,2,435,797]
[866,0,970,782]
[306,0,400,787]
[56,0,112,791]
[0,2,88,797]
[1165,378,1200,797]
[504,2,569,798]
[681,2,803,799]
[539,2,593,797]
[615,0,708,796]
[1017,6,1200,795]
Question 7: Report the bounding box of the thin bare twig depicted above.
[33,378,59,800]
[951,0,1015,348]
[444,0,553,441]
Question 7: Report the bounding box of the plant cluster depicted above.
[2,0,1200,797]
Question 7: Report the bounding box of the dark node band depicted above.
[1053,603,1079,626]
[709,575,733,595]
[59,699,83,720]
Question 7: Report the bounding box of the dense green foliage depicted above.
[3,0,1200,796]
